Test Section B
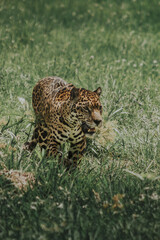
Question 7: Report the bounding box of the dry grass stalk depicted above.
[0,169,35,191]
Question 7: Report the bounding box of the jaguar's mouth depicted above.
[81,122,96,135]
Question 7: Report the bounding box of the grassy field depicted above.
[0,0,160,239]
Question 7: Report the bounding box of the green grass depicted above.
[0,0,160,239]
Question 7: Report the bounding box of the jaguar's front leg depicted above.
[24,125,39,151]
[66,129,86,169]
[24,120,48,152]
[46,136,61,159]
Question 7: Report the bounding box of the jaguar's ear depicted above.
[70,87,79,102]
[94,87,102,96]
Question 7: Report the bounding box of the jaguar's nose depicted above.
[94,119,102,126]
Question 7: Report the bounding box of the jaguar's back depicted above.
[32,76,67,117]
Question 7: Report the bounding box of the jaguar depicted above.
[25,76,102,169]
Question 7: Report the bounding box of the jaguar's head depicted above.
[70,87,102,133]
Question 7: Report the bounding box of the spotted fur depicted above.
[25,76,102,169]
